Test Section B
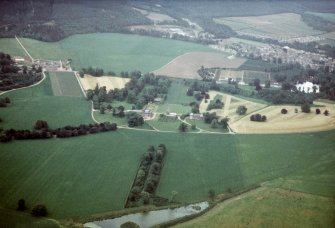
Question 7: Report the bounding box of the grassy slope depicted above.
[0,72,92,130]
[174,187,335,228]
[16,33,213,73]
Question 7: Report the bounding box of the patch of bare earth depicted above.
[153,52,246,79]
[78,75,130,91]
[230,102,335,134]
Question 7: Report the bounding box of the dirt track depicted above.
[153,52,246,79]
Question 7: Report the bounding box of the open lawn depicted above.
[166,80,196,105]
[146,115,184,132]
[14,33,214,73]
[174,187,335,228]
[214,13,323,40]
[0,72,92,130]
[153,52,246,79]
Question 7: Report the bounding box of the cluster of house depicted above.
[211,40,335,71]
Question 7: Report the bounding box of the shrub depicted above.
[324,110,329,116]
[31,204,47,217]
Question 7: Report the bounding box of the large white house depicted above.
[296,81,320,93]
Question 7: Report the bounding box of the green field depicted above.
[214,13,322,39]
[146,116,185,132]
[186,118,228,133]
[166,80,197,105]
[1,33,214,73]
[0,72,92,130]
[0,38,28,58]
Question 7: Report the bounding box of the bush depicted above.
[31,204,47,217]
[236,105,247,115]
[324,110,329,116]
[281,108,288,114]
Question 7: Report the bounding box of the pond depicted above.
[84,201,209,228]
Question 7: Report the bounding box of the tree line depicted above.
[0,120,117,143]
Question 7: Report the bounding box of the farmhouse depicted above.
[13,56,25,63]
[165,112,178,119]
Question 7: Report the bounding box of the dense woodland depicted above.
[1,0,334,42]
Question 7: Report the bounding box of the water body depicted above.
[84,202,209,228]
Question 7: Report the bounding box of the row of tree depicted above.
[126,144,167,207]
[0,121,117,143]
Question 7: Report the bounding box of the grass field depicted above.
[0,72,92,130]
[174,187,335,228]
[156,80,196,115]
[146,115,184,132]
[165,80,196,105]
[214,13,323,39]
[13,33,213,73]
[0,128,334,223]
[0,38,29,59]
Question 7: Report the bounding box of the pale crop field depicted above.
[79,74,130,91]
[153,52,246,79]
[230,102,335,134]
[214,13,323,39]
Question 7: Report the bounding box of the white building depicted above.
[296,81,320,93]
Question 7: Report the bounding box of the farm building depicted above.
[13,56,25,63]
[296,81,320,93]
[190,113,203,120]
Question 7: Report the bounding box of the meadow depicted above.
[174,187,335,228]
[1,33,214,73]
[0,38,28,58]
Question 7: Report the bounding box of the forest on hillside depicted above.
[0,0,334,41]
